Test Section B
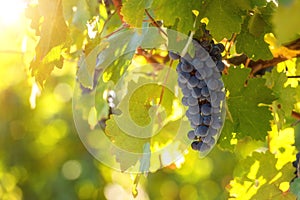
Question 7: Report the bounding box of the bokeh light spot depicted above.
[62,160,82,180]
[54,83,73,103]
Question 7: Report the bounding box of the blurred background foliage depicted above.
[0,0,300,200]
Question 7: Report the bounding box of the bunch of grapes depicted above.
[292,152,300,182]
[170,38,226,153]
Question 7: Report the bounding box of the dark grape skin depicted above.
[188,130,196,140]
[169,51,180,60]
[291,152,300,182]
[176,37,225,153]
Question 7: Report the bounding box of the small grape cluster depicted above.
[292,152,300,181]
[170,39,226,153]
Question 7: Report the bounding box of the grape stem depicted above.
[112,0,124,22]
[225,102,233,123]
[102,23,129,39]
[292,111,300,120]
[287,76,300,78]
[158,60,173,105]
[144,9,168,37]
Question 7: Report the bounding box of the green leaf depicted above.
[272,0,300,44]
[249,3,275,37]
[72,0,95,31]
[89,28,165,87]
[202,0,243,41]
[218,119,235,151]
[264,68,297,129]
[128,82,174,126]
[105,116,150,171]
[151,0,200,34]
[290,178,300,198]
[230,151,296,199]
[236,17,273,61]
[26,0,70,86]
[121,0,149,27]
[223,67,275,140]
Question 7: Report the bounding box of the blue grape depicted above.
[210,92,218,103]
[181,96,189,106]
[191,88,202,98]
[208,137,215,146]
[203,116,211,126]
[188,105,200,115]
[202,136,212,143]
[176,63,183,73]
[182,63,194,73]
[178,80,187,89]
[205,59,216,68]
[169,51,180,60]
[191,114,203,125]
[201,86,209,97]
[217,91,226,100]
[216,60,225,72]
[187,83,193,90]
[196,48,209,61]
[211,116,222,129]
[192,58,204,70]
[199,143,210,152]
[195,125,208,137]
[178,72,190,84]
[199,68,213,78]
[191,141,203,151]
[195,71,204,80]
[197,80,206,88]
[187,96,198,106]
[187,76,199,87]
[207,79,220,91]
[181,87,192,96]
[187,130,196,140]
[201,103,211,116]
[216,43,225,52]
[208,128,218,136]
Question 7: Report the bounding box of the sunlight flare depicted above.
[0,0,27,25]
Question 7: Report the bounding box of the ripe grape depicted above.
[176,35,226,154]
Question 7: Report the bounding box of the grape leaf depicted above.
[201,0,243,41]
[223,67,275,140]
[26,0,70,86]
[83,27,165,88]
[128,82,174,127]
[290,178,300,198]
[231,0,268,11]
[236,17,273,61]
[247,3,275,37]
[151,0,200,34]
[264,69,296,129]
[272,0,300,44]
[121,0,151,27]
[72,0,98,31]
[105,116,150,171]
[218,119,235,151]
[230,151,296,199]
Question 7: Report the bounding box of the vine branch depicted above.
[226,38,300,76]
[112,0,124,22]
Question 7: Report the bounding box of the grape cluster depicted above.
[170,39,226,153]
[292,152,300,181]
